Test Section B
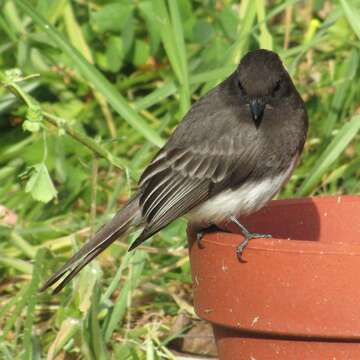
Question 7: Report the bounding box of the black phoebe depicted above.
[41,49,308,293]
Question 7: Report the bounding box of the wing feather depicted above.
[142,174,184,219]
[128,124,261,252]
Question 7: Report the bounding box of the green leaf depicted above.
[25,163,57,203]
[91,3,133,33]
[105,36,123,72]
[219,5,239,40]
[23,104,43,132]
[122,10,135,57]
[15,0,164,147]
[63,2,93,63]
[340,0,360,40]
[192,20,214,44]
[138,1,160,54]
[22,119,41,132]
[298,115,360,196]
[26,104,42,122]
[133,39,150,66]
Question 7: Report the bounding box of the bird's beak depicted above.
[249,99,265,128]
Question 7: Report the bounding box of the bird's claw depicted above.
[195,224,223,249]
[196,231,205,249]
[236,231,272,260]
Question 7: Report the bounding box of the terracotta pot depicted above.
[188,196,360,359]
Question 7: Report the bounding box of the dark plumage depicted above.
[41,49,308,293]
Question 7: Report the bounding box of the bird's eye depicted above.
[272,81,281,95]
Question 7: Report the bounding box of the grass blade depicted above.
[11,231,36,258]
[230,0,256,64]
[0,255,33,274]
[153,0,190,115]
[63,1,117,138]
[256,0,273,50]
[133,82,177,112]
[322,49,359,136]
[14,0,164,147]
[168,0,190,114]
[298,115,360,195]
[22,249,46,360]
[88,287,108,360]
[47,318,81,360]
[103,250,146,341]
[63,2,92,63]
[340,0,360,40]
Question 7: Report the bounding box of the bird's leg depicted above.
[195,224,225,249]
[229,216,272,259]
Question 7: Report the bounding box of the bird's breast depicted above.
[187,155,298,225]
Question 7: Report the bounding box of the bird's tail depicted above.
[40,194,141,294]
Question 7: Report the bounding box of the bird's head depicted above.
[235,49,293,128]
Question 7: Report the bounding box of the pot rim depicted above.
[188,195,360,339]
[200,195,360,255]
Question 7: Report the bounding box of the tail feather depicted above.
[40,194,141,294]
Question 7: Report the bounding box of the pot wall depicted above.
[214,326,360,360]
[188,196,360,358]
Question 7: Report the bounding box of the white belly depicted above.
[188,157,297,225]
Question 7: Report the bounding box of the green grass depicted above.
[0,0,360,359]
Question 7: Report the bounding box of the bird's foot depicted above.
[195,224,224,249]
[230,216,272,260]
[236,231,272,260]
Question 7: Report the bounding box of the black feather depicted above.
[40,194,141,293]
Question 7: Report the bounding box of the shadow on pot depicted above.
[187,196,360,359]
[230,196,321,242]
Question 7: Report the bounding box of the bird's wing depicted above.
[129,134,259,250]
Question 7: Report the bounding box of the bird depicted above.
[40,49,308,294]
